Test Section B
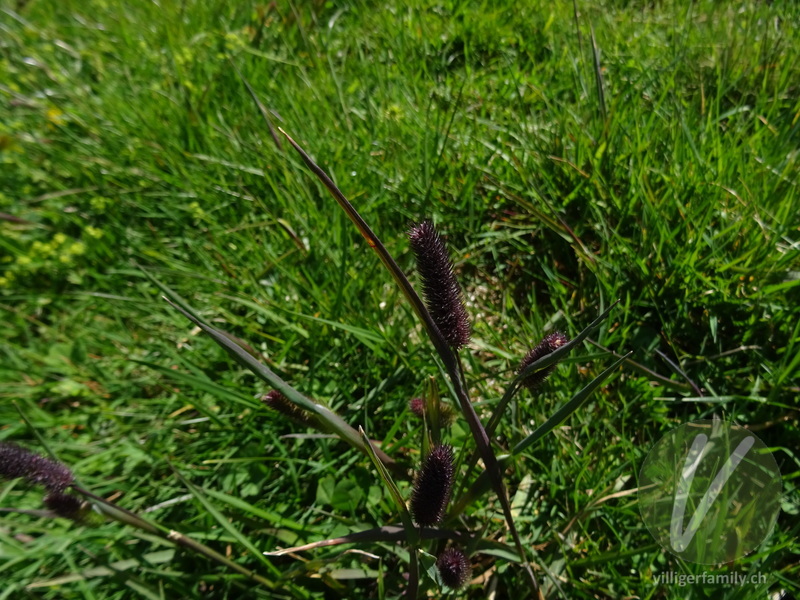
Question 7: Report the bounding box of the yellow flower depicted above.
[90,196,110,212]
[67,242,86,256]
[46,107,65,126]
[85,226,103,239]
[188,201,207,221]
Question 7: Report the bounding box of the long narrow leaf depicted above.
[69,485,276,589]
[201,487,310,532]
[230,59,283,151]
[450,352,631,517]
[487,301,619,438]
[511,352,631,456]
[408,547,420,600]
[170,465,279,576]
[359,427,417,541]
[163,297,400,474]
[264,526,474,556]
[586,339,693,391]
[590,24,607,122]
[25,551,175,590]
[133,360,260,411]
[277,128,455,369]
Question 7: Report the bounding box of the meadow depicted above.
[1,0,799,598]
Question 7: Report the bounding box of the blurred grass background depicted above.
[1,0,798,598]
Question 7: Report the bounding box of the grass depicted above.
[1,0,799,598]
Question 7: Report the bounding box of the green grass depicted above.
[1,0,799,598]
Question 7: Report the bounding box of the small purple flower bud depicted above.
[409,397,425,417]
[410,444,454,527]
[409,397,456,427]
[0,442,74,492]
[408,221,470,349]
[518,331,570,389]
[436,547,471,589]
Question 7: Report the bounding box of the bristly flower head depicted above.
[436,547,471,589]
[0,442,74,492]
[408,221,470,349]
[44,491,86,521]
[409,397,425,417]
[261,390,321,429]
[409,397,456,427]
[410,444,454,527]
[517,331,570,390]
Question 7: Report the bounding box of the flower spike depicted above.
[410,444,455,526]
[518,331,570,389]
[436,547,471,589]
[408,221,470,349]
[0,442,74,492]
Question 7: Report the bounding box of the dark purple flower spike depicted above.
[410,444,455,527]
[436,546,472,589]
[262,390,322,430]
[408,221,470,350]
[518,331,570,389]
[0,442,74,492]
[44,491,86,521]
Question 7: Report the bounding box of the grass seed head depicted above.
[0,442,74,492]
[408,221,470,350]
[409,397,425,417]
[410,444,454,527]
[436,547,471,589]
[518,331,570,390]
[44,491,86,521]
[261,390,319,427]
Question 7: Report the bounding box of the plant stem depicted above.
[71,485,275,589]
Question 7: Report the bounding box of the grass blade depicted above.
[162,296,401,475]
[487,301,619,438]
[200,487,310,532]
[359,427,416,541]
[511,352,631,456]
[450,352,631,517]
[264,526,474,556]
[69,485,277,589]
[590,24,607,122]
[586,339,693,392]
[169,464,279,576]
[230,59,283,152]
[277,128,456,369]
[25,551,175,590]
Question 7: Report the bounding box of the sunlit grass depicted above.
[1,0,798,598]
